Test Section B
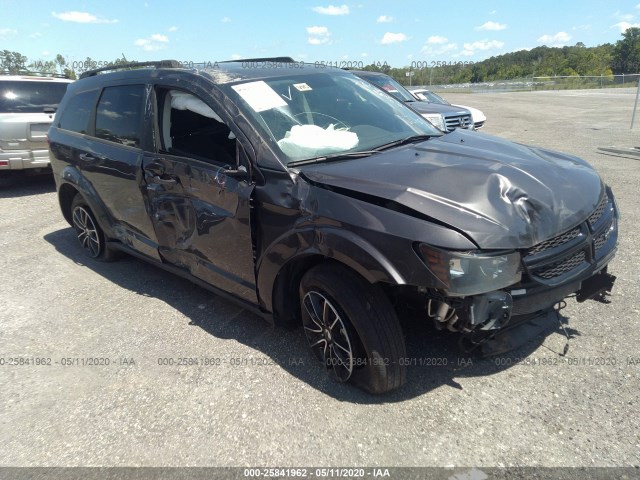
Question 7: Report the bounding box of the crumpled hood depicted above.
[299,129,604,249]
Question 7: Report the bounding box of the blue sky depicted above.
[1,0,639,68]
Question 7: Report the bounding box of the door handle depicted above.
[79,153,97,161]
[153,175,178,185]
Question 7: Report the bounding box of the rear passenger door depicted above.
[55,84,161,260]
[142,87,257,303]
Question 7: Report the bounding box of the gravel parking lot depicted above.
[1,88,639,470]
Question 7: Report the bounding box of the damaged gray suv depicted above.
[48,59,618,393]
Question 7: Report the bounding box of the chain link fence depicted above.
[423,74,640,94]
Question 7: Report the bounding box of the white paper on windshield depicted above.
[232,81,287,112]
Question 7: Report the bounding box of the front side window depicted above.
[95,85,144,147]
[156,88,236,165]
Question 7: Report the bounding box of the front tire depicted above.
[70,194,117,261]
[300,263,406,394]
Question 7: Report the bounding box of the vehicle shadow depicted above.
[44,226,574,403]
[0,173,55,198]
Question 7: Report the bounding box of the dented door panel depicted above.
[143,152,256,303]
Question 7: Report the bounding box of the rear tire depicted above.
[70,194,118,261]
[300,263,406,394]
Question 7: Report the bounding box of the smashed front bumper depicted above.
[427,187,619,356]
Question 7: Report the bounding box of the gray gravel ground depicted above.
[0,88,639,469]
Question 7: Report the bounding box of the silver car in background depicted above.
[0,74,72,185]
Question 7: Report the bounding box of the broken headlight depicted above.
[417,244,522,296]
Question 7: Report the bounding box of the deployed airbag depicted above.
[170,91,223,123]
[278,124,358,159]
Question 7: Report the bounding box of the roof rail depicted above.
[219,56,296,63]
[79,60,182,79]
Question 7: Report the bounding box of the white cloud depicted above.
[221,17,231,23]
[537,31,571,46]
[231,54,241,60]
[135,33,170,51]
[29,32,42,38]
[489,10,497,15]
[168,26,178,32]
[307,25,331,45]
[42,50,50,56]
[380,32,408,44]
[361,52,368,57]
[312,4,349,15]
[460,39,504,56]
[422,36,457,55]
[614,11,635,21]
[377,15,393,23]
[476,21,507,31]
[612,21,640,32]
[150,33,168,42]
[51,11,118,24]
[426,35,448,45]
[422,42,457,56]
[101,109,122,120]
[0,28,18,39]
[572,24,591,31]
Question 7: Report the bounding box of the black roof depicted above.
[76,57,348,85]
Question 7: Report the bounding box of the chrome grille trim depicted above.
[444,114,473,132]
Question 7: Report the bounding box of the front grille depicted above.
[594,220,614,252]
[588,193,608,226]
[527,226,582,255]
[444,114,472,132]
[533,251,586,280]
[522,191,617,285]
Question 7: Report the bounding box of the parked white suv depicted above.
[0,74,73,185]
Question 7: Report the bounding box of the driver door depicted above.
[142,87,257,303]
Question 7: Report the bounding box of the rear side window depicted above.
[95,85,145,147]
[58,90,99,134]
[0,81,70,113]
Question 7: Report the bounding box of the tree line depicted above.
[368,28,640,86]
[2,27,639,85]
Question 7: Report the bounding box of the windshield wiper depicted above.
[374,134,436,151]
[287,150,379,167]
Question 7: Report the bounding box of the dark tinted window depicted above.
[0,80,69,113]
[58,90,99,134]
[95,85,144,147]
